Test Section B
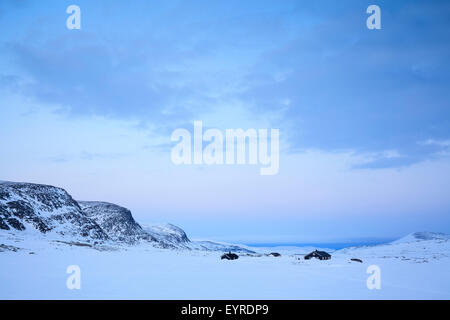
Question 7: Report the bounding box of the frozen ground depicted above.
[1,232,449,299]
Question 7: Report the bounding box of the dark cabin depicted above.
[268,252,281,257]
[221,252,239,260]
[304,250,331,260]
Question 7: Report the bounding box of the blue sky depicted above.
[1,0,450,243]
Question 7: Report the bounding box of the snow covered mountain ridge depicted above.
[336,231,450,263]
[0,180,252,252]
[392,232,450,244]
[0,181,108,240]
[3,180,447,257]
[78,201,157,245]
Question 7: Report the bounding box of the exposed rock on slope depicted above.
[0,180,254,253]
[79,201,156,244]
[143,224,190,246]
[0,181,108,240]
[142,224,255,253]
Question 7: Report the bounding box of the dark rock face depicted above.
[0,180,254,253]
[0,181,177,247]
[0,244,21,252]
[78,201,157,244]
[0,181,108,240]
[4,200,50,232]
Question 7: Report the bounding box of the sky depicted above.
[1,0,450,244]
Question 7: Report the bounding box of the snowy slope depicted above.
[391,232,450,244]
[142,224,254,253]
[336,232,450,262]
[79,201,156,245]
[142,223,190,247]
[0,181,107,241]
[0,180,251,253]
[1,188,450,301]
[1,232,449,299]
[188,240,255,253]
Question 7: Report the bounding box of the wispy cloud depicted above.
[2,0,450,170]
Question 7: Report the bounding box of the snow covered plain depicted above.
[1,232,449,299]
[1,181,449,299]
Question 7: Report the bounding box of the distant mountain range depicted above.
[0,180,253,253]
[336,231,450,263]
[2,180,448,258]
[391,231,450,244]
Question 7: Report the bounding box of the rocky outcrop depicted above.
[0,181,108,241]
[0,180,254,253]
[78,201,156,244]
[143,224,190,246]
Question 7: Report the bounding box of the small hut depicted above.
[221,251,239,260]
[268,252,281,257]
[304,250,331,260]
